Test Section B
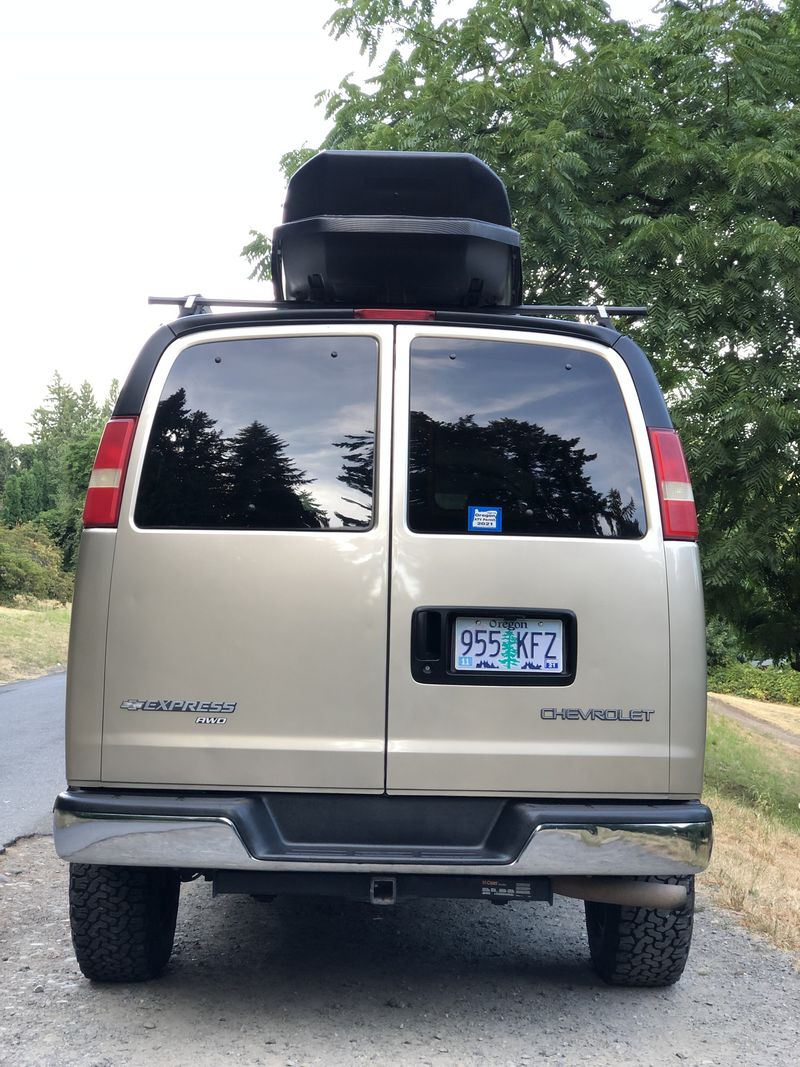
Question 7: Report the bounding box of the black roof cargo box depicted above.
[271,151,522,308]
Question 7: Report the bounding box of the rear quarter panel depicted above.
[65,529,116,782]
[666,541,707,795]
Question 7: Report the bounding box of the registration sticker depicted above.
[468,505,502,532]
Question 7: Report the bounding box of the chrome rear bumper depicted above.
[54,792,712,876]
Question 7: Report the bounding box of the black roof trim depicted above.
[114,324,176,418]
[612,334,672,429]
[169,307,358,334]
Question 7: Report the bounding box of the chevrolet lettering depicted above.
[540,708,656,722]
[55,150,711,988]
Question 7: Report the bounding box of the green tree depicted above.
[1,476,23,526]
[1,465,47,526]
[100,379,120,421]
[0,524,72,605]
[38,429,104,570]
[1,373,112,572]
[29,373,82,510]
[0,430,15,498]
[706,615,746,668]
[246,0,800,665]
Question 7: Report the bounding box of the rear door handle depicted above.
[412,609,442,662]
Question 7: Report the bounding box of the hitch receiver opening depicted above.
[370,877,397,905]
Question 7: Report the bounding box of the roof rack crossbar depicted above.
[148,294,276,317]
[149,296,648,326]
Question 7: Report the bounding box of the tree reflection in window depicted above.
[408,412,642,538]
[333,430,374,528]
[136,389,331,529]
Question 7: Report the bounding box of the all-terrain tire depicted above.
[69,864,180,982]
[585,875,695,987]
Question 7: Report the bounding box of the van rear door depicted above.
[102,325,392,791]
[386,326,670,796]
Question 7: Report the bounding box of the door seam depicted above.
[382,328,397,794]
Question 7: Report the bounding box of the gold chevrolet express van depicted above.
[55,151,711,986]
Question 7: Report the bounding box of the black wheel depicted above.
[585,875,695,987]
[69,864,180,982]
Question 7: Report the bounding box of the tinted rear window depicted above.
[135,336,378,530]
[408,337,645,538]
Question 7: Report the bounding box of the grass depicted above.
[705,711,800,832]
[0,602,71,684]
[703,711,800,955]
[702,787,800,955]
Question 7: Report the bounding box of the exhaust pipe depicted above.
[551,877,687,910]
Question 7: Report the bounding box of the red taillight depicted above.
[355,308,435,321]
[83,417,138,528]
[648,428,698,540]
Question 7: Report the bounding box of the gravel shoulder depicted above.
[1,835,798,1067]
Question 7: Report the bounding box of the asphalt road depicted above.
[0,672,65,847]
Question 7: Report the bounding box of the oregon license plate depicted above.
[453,617,564,673]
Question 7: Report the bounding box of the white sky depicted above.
[0,0,656,444]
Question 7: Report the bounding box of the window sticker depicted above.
[468,506,502,533]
